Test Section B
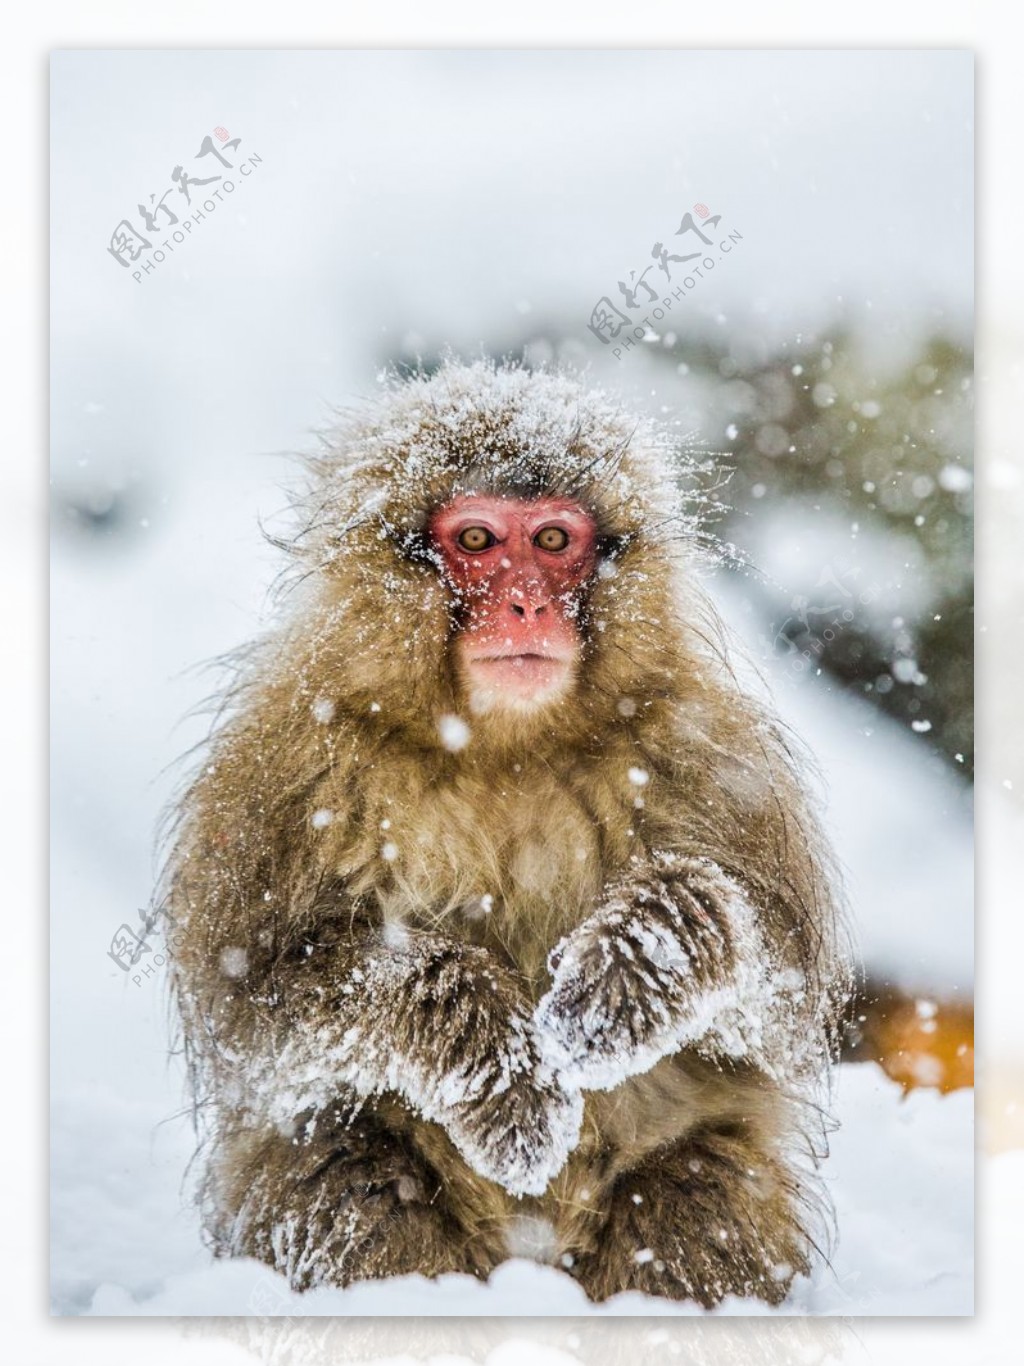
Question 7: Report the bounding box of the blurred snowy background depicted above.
[50,50,973,1318]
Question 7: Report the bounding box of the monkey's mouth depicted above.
[475,651,559,664]
[463,652,574,705]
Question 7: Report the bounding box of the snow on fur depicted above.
[250,949,583,1199]
[536,854,816,1093]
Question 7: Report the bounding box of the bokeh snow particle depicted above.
[938,463,972,493]
[311,697,335,724]
[438,714,471,751]
[219,947,249,979]
[504,1215,559,1262]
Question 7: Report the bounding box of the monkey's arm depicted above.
[249,920,583,1199]
[534,853,778,1090]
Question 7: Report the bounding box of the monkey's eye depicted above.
[457,526,496,552]
[534,526,570,552]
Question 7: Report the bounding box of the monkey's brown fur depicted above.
[164,360,852,1306]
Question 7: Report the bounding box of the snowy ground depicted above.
[76,1062,972,1318]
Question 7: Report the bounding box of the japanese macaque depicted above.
[164,360,852,1306]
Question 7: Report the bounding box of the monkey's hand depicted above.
[535,855,769,1091]
[263,928,583,1198]
[435,1005,584,1200]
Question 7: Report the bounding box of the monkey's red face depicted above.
[428,495,599,711]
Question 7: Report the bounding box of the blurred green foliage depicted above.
[649,331,974,780]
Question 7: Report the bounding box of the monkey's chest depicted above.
[381,779,608,991]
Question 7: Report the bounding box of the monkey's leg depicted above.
[565,1124,813,1308]
[207,1105,511,1293]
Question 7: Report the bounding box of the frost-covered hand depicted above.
[440,1010,583,1198]
[261,929,583,1198]
[535,857,747,1091]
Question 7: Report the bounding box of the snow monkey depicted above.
[164,360,852,1306]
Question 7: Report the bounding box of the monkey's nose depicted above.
[509,601,547,618]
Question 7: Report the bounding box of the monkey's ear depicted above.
[394,526,441,568]
[596,532,633,562]
[362,504,435,567]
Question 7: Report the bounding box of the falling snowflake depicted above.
[438,714,471,751]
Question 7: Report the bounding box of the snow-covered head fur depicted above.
[298,359,688,556]
[273,358,716,754]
